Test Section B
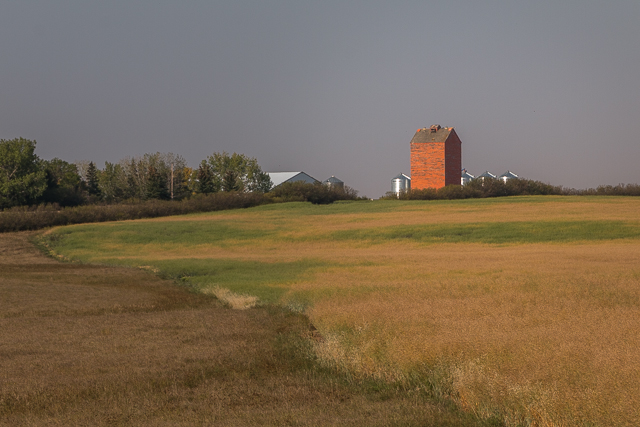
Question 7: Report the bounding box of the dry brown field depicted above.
[39,196,640,425]
[0,232,480,426]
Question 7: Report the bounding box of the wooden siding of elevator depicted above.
[410,125,462,190]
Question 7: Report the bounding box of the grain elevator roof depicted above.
[410,125,455,143]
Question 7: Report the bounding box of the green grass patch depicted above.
[153,258,331,303]
[332,220,640,244]
[44,253,330,305]
[249,199,394,216]
[49,219,275,248]
[249,196,570,217]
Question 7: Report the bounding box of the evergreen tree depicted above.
[85,161,101,198]
[40,158,84,206]
[222,169,241,192]
[145,165,170,200]
[196,161,220,194]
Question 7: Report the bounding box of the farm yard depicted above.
[21,196,640,425]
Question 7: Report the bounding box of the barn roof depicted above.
[266,171,319,188]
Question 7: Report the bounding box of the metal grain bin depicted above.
[461,169,475,185]
[476,171,496,182]
[392,173,411,196]
[498,171,518,183]
[323,176,344,191]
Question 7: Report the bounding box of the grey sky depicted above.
[2,1,639,198]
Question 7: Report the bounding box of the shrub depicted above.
[267,182,359,205]
[0,192,268,233]
[382,178,570,200]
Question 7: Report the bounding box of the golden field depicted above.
[43,196,640,426]
[3,232,479,426]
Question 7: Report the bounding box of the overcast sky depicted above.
[1,1,639,197]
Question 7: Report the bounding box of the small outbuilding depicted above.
[266,172,319,189]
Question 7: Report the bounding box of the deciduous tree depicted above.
[99,161,129,203]
[205,152,271,193]
[0,138,47,208]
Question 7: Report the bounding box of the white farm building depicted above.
[266,172,319,189]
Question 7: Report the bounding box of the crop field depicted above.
[1,232,479,426]
[41,196,640,426]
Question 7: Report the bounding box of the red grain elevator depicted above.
[410,124,462,190]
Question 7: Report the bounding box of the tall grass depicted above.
[42,196,640,426]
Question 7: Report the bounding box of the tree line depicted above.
[0,138,273,209]
[383,176,640,200]
[4,137,637,211]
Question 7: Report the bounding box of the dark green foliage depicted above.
[222,170,241,192]
[384,178,565,200]
[142,152,189,200]
[0,138,48,208]
[40,158,84,207]
[467,178,509,197]
[268,181,359,204]
[383,178,640,201]
[145,165,170,200]
[85,161,101,198]
[435,184,476,200]
[579,183,640,196]
[501,178,563,196]
[196,161,220,194]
